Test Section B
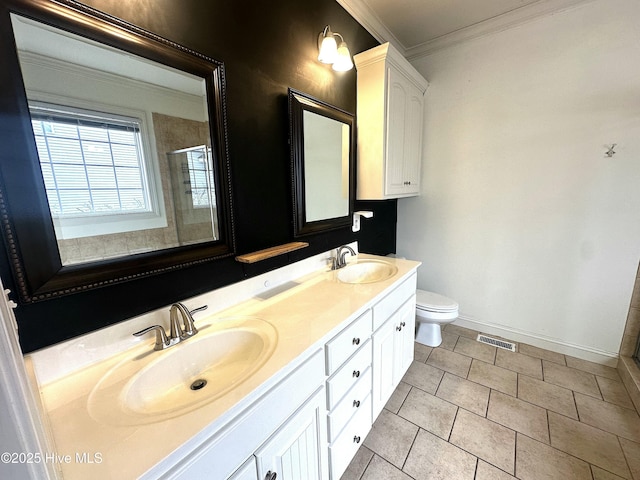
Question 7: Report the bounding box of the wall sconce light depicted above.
[318,25,354,72]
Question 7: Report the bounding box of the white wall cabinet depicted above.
[354,42,428,200]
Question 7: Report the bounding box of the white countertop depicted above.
[34,254,420,479]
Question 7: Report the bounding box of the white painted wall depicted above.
[397,0,640,360]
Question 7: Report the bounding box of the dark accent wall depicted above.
[0,0,397,352]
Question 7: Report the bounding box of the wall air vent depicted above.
[477,334,516,352]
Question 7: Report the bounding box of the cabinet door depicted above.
[384,68,424,197]
[255,387,327,480]
[372,296,417,419]
[371,315,397,419]
[384,67,409,197]
[402,87,423,195]
[395,297,416,378]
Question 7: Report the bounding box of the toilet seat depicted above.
[416,290,458,313]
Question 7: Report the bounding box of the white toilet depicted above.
[415,290,459,347]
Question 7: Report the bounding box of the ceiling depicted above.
[337,0,593,59]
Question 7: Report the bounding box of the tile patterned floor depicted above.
[341,323,640,480]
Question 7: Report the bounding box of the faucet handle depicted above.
[133,325,170,351]
[189,305,208,316]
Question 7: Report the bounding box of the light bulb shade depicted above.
[318,32,338,64]
[332,41,353,71]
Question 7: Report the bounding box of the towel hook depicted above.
[605,144,617,157]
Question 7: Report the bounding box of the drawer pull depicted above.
[352,370,360,378]
[353,400,361,408]
[353,435,361,444]
[352,337,360,346]
[265,472,277,480]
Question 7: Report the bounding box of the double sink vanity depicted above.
[28,250,420,480]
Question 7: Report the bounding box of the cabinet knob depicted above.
[352,337,360,346]
[265,472,277,480]
[396,325,402,331]
[353,400,361,408]
[401,321,406,327]
[353,435,361,444]
[352,370,360,378]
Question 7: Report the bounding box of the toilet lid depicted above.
[416,290,459,313]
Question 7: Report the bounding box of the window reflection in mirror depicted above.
[11,14,219,265]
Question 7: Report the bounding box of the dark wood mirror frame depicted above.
[289,88,355,237]
[0,0,235,304]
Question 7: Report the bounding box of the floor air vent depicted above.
[477,334,517,352]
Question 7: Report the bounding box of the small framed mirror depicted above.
[288,88,355,237]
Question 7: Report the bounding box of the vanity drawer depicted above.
[327,367,371,442]
[372,273,416,331]
[325,309,372,375]
[326,340,372,410]
[328,394,372,480]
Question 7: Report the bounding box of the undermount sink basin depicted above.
[336,259,398,284]
[88,317,277,426]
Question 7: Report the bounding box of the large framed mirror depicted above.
[289,88,355,237]
[0,0,235,303]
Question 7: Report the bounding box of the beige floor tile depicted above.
[516,433,592,480]
[340,446,374,480]
[575,392,640,443]
[495,349,543,379]
[398,387,458,440]
[360,454,413,480]
[476,460,517,480]
[519,343,566,365]
[548,411,631,479]
[487,390,549,443]
[403,428,477,480]
[454,336,497,364]
[566,355,621,381]
[427,348,473,378]
[436,372,490,416]
[385,381,411,414]
[619,437,640,480]
[543,360,601,398]
[414,343,433,363]
[449,409,515,474]
[468,359,517,396]
[517,374,578,419]
[402,361,444,394]
[440,331,459,351]
[445,323,479,339]
[597,376,636,410]
[363,409,418,468]
[592,466,628,480]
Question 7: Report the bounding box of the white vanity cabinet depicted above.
[353,42,429,200]
[371,274,417,418]
[324,310,373,480]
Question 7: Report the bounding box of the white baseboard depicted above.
[455,314,619,367]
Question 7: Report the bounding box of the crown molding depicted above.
[335,0,408,55]
[337,0,596,60]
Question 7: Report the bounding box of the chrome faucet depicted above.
[133,303,208,351]
[332,245,356,270]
